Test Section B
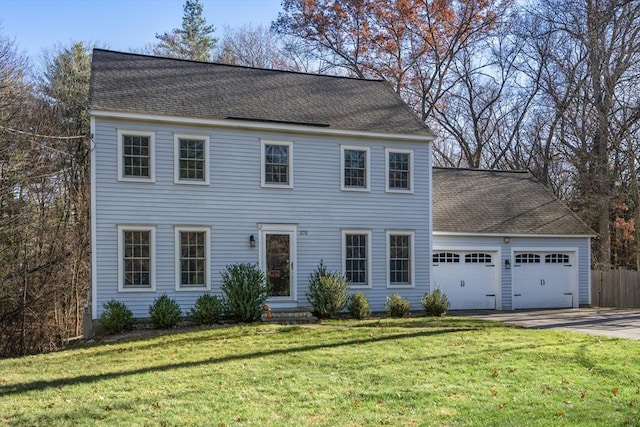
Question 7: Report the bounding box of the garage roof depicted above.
[88,49,434,138]
[433,168,593,235]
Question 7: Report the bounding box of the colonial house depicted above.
[88,49,592,322]
[88,49,434,319]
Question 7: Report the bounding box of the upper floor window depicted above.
[261,140,293,188]
[387,230,415,287]
[385,148,413,193]
[341,146,370,191]
[174,134,210,185]
[342,229,372,288]
[117,130,155,182]
[175,226,210,290]
[118,225,155,292]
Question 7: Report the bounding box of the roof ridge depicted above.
[92,48,387,83]
[432,166,529,174]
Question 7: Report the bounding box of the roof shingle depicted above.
[433,168,594,235]
[88,49,434,137]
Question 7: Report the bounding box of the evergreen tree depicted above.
[154,0,216,61]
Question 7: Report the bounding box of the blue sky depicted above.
[1,0,284,63]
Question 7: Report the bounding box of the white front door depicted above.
[260,225,297,304]
[512,252,576,309]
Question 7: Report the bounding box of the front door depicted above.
[260,225,296,301]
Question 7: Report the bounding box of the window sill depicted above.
[341,187,370,192]
[118,287,156,293]
[118,177,155,183]
[386,284,415,289]
[385,188,414,194]
[261,184,294,189]
[174,180,210,186]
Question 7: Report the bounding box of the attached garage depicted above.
[512,251,576,309]
[432,250,498,310]
[432,168,593,311]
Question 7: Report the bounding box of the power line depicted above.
[0,125,86,140]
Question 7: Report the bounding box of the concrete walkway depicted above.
[451,308,640,340]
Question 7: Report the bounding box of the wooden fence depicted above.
[591,269,640,308]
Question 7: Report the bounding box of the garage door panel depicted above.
[433,251,497,310]
[513,252,575,309]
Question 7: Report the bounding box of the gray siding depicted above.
[93,118,432,317]
[432,235,591,310]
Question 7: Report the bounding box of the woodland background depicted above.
[1,0,638,356]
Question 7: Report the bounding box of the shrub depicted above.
[348,291,371,319]
[99,300,135,334]
[306,261,349,318]
[421,288,450,317]
[386,293,411,318]
[189,294,224,325]
[221,263,268,322]
[149,294,182,328]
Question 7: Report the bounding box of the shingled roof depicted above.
[88,49,433,138]
[433,168,593,235]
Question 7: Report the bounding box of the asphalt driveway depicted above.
[452,308,640,340]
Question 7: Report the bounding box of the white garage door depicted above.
[432,251,498,310]
[512,252,575,309]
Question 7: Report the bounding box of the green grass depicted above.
[1,318,639,426]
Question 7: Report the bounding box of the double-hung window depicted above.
[342,230,371,288]
[385,148,413,193]
[117,130,155,182]
[174,134,210,184]
[261,140,293,188]
[118,225,155,291]
[175,227,210,290]
[387,231,414,287]
[341,146,370,191]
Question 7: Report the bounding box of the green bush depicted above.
[221,263,268,322]
[386,293,411,318]
[189,294,224,325]
[348,291,371,319]
[421,288,450,316]
[306,261,349,318]
[149,294,182,328]
[99,300,135,334]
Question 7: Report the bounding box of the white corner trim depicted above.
[90,117,98,319]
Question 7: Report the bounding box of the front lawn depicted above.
[1,318,639,426]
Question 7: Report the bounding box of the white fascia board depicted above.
[89,110,435,143]
[433,231,595,238]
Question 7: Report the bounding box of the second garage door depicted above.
[432,251,498,310]
[512,252,576,309]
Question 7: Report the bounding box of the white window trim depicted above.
[117,225,156,292]
[385,148,414,193]
[117,129,155,183]
[261,139,293,188]
[342,229,372,289]
[340,145,370,192]
[386,230,415,288]
[174,226,211,291]
[173,134,210,185]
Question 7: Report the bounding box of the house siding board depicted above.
[432,235,590,310]
[93,118,431,317]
